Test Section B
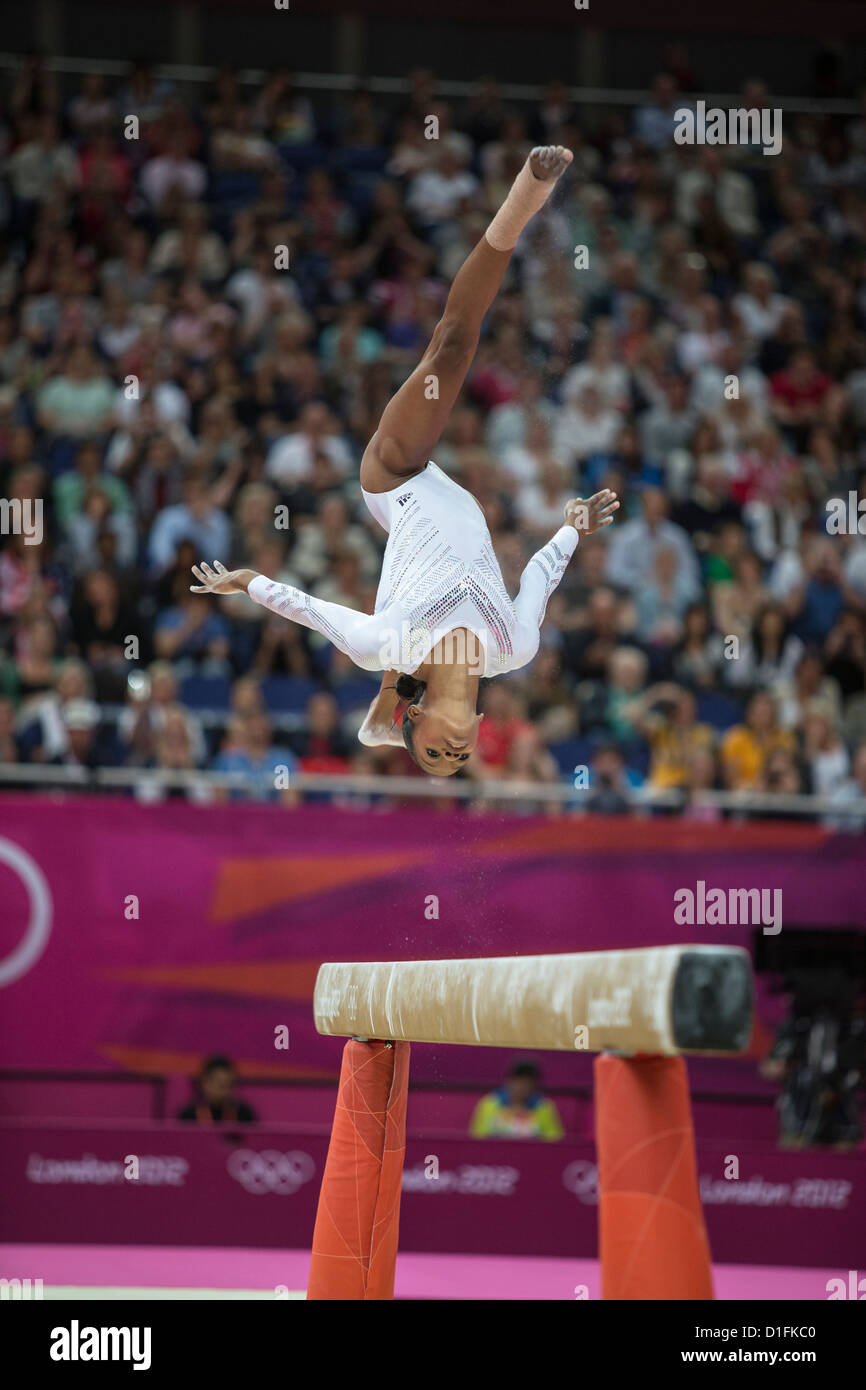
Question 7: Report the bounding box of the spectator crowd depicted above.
[1,53,866,820]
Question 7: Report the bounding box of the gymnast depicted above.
[191,146,619,776]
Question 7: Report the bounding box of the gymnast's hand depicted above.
[565,489,620,536]
[357,675,407,748]
[529,145,573,181]
[190,561,257,596]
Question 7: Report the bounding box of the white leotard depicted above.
[248,460,577,677]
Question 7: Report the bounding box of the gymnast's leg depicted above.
[360,145,573,495]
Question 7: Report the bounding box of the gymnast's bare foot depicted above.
[529,145,573,182]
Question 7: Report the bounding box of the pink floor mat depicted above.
[0,1244,843,1300]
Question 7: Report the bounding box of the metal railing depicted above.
[0,759,864,822]
[0,52,859,115]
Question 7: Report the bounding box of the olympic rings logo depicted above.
[561,1160,599,1204]
[226,1149,316,1195]
[0,838,53,988]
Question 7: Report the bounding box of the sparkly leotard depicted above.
[249,461,577,677]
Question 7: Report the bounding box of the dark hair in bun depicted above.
[395,673,426,703]
[395,674,427,764]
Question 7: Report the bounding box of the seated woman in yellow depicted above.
[620,681,716,790]
[721,690,797,790]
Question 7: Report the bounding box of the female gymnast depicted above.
[191,146,619,776]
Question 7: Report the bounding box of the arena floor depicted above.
[0,1244,837,1301]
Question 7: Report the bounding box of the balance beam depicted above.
[314,944,753,1055]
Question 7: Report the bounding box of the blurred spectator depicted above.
[725,604,804,690]
[605,487,701,599]
[128,675,206,780]
[134,707,214,804]
[639,373,697,460]
[634,73,682,151]
[295,692,352,771]
[140,129,207,212]
[732,263,790,342]
[7,114,77,216]
[408,141,479,226]
[713,551,771,646]
[682,744,723,822]
[211,712,297,801]
[469,1060,564,1140]
[604,646,650,741]
[827,743,866,830]
[177,1055,257,1125]
[769,347,835,447]
[801,701,849,796]
[584,742,634,814]
[148,477,232,575]
[635,545,696,646]
[720,691,796,789]
[776,651,842,731]
[671,603,727,689]
[44,697,102,769]
[761,975,864,1148]
[630,683,715,790]
[555,382,620,464]
[0,696,22,763]
[69,569,138,699]
[154,583,231,673]
[758,745,806,801]
[265,401,353,487]
[474,683,531,776]
[37,345,115,444]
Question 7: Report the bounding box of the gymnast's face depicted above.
[406,705,482,777]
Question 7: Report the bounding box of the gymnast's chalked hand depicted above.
[565,489,620,535]
[190,560,250,596]
[529,145,573,181]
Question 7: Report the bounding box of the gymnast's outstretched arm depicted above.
[513,490,620,635]
[360,145,574,495]
[189,562,390,672]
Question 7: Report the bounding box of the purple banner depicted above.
[0,1122,862,1270]
[0,796,864,1085]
